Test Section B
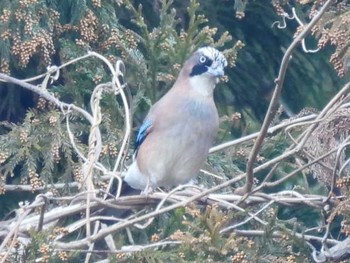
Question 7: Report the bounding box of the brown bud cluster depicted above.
[39,243,50,263]
[201,26,218,37]
[335,2,347,12]
[256,154,265,162]
[0,176,5,195]
[102,28,121,50]
[124,29,138,50]
[286,255,297,263]
[37,97,47,110]
[108,143,118,158]
[49,187,59,197]
[156,73,175,82]
[20,176,28,185]
[330,29,347,49]
[30,118,40,125]
[186,206,201,217]
[57,251,69,261]
[151,233,160,242]
[170,230,185,240]
[281,233,290,241]
[330,53,345,77]
[272,0,286,16]
[121,50,128,60]
[189,236,211,244]
[75,38,89,48]
[29,169,43,191]
[48,9,60,26]
[54,227,69,236]
[19,130,29,143]
[236,40,245,49]
[73,166,83,183]
[101,145,108,157]
[23,16,37,35]
[160,42,172,52]
[19,0,38,8]
[48,101,58,110]
[246,239,255,248]
[236,148,246,158]
[14,10,25,22]
[79,10,98,43]
[0,59,10,74]
[92,0,101,8]
[312,10,350,77]
[39,243,50,254]
[92,74,103,84]
[96,180,108,192]
[100,23,110,34]
[48,115,58,126]
[107,55,117,64]
[230,112,241,122]
[48,227,69,240]
[226,40,245,67]
[231,251,248,263]
[220,75,228,83]
[172,63,181,71]
[293,25,306,39]
[0,152,9,164]
[0,9,10,23]
[12,32,55,67]
[101,143,118,158]
[179,31,187,42]
[341,221,350,236]
[235,11,245,19]
[309,4,320,19]
[336,176,350,188]
[51,143,60,163]
[116,253,126,260]
[1,29,11,40]
[317,29,329,49]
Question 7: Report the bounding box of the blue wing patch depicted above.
[134,119,153,156]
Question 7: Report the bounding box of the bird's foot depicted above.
[141,185,154,195]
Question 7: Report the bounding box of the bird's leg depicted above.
[141,176,153,195]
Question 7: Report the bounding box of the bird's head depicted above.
[178,47,228,96]
[189,47,228,79]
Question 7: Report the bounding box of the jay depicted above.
[124,47,227,192]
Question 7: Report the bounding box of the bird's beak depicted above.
[206,66,225,78]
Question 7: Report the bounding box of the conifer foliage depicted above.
[1,0,350,262]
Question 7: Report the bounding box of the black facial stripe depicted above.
[203,58,213,67]
[190,64,207,77]
[189,57,213,77]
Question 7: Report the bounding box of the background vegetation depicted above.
[1,0,350,262]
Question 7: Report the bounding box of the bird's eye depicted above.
[199,56,207,64]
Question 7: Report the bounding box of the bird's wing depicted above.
[134,118,153,157]
[132,90,179,158]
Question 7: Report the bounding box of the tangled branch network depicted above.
[0,2,350,261]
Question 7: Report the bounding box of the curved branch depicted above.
[244,0,333,193]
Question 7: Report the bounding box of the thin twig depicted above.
[244,0,333,193]
[209,113,316,153]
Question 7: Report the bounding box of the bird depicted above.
[124,46,228,193]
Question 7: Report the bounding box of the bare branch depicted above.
[244,0,334,193]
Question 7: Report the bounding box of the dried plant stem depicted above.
[209,113,316,153]
[244,0,333,193]
[0,194,47,262]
